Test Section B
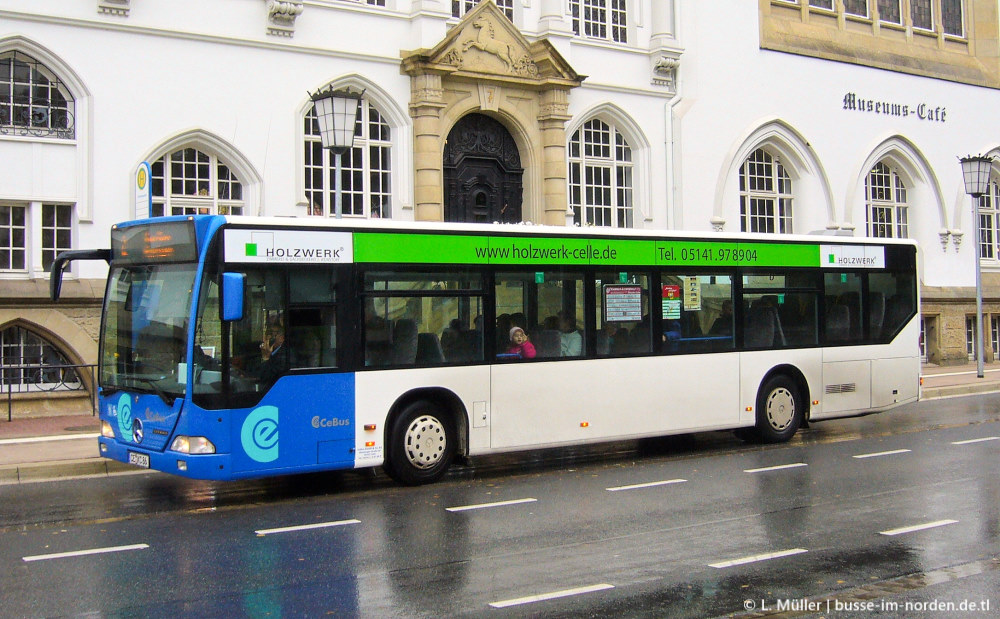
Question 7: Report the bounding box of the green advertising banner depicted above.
[354,232,823,268]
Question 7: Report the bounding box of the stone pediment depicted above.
[401,0,583,87]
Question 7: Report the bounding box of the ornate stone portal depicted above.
[401,1,584,225]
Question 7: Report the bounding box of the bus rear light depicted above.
[365,441,375,447]
[101,420,115,439]
[170,435,216,454]
[364,424,377,431]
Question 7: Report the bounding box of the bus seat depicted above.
[533,329,561,357]
[391,319,418,365]
[629,325,651,353]
[416,332,445,364]
[745,303,776,347]
[826,304,850,342]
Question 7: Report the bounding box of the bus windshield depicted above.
[100,263,196,402]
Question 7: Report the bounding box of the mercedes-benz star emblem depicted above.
[132,417,144,444]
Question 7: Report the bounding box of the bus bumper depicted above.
[99,437,231,480]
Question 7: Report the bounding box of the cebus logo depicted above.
[241,406,280,463]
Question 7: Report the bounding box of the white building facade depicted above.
[0,0,996,412]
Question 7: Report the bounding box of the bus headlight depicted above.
[101,420,115,439]
[170,435,216,454]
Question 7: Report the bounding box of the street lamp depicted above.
[960,154,994,378]
[310,87,364,218]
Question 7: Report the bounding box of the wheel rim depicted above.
[765,387,795,431]
[403,414,448,470]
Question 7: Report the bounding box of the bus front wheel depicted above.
[385,400,455,485]
[753,375,802,443]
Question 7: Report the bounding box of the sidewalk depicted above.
[2,362,999,484]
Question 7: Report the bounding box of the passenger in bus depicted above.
[506,326,536,359]
[709,300,733,335]
[559,312,582,356]
[253,324,291,385]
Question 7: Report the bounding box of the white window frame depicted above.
[304,98,392,219]
[739,148,794,234]
[150,147,245,217]
[568,118,634,229]
[978,178,1000,261]
[866,161,908,239]
[452,0,514,21]
[570,0,630,44]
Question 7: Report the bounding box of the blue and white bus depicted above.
[51,216,920,484]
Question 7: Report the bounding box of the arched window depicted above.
[0,325,80,392]
[568,118,634,228]
[453,0,514,20]
[0,51,74,139]
[739,148,793,234]
[150,147,244,216]
[304,98,392,218]
[866,161,908,238]
[978,175,1000,260]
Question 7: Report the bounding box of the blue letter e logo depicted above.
[241,406,279,463]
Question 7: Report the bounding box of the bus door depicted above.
[203,234,356,474]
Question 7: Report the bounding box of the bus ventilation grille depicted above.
[825,383,857,394]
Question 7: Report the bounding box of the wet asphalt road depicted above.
[0,394,998,618]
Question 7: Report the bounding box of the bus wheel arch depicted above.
[753,365,810,443]
[383,388,468,485]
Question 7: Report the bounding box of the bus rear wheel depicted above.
[753,375,802,443]
[385,400,455,485]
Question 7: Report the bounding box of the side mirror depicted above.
[221,272,245,322]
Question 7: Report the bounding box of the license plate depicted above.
[128,451,150,468]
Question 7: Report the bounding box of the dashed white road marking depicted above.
[852,449,911,459]
[709,548,808,569]
[489,583,615,608]
[446,498,537,512]
[743,463,807,474]
[606,479,687,492]
[951,436,999,445]
[880,519,958,536]
[255,519,360,536]
[23,543,149,562]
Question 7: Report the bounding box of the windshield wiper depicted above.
[131,376,175,406]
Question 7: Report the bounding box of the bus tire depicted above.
[384,400,455,485]
[753,375,802,443]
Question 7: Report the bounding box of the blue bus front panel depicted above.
[98,373,357,480]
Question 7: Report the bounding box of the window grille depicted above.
[570,0,628,43]
[305,99,392,218]
[866,162,908,238]
[568,119,633,228]
[453,0,513,20]
[979,179,1000,260]
[0,204,26,271]
[41,204,72,271]
[150,148,244,217]
[739,149,793,234]
[1,325,80,391]
[0,51,74,139]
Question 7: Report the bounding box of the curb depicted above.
[921,383,1000,400]
[0,458,137,485]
